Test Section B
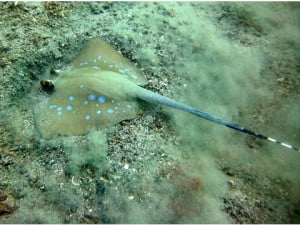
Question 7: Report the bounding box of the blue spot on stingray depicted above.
[111,99,115,103]
[127,104,133,109]
[80,84,84,88]
[85,115,91,120]
[98,96,106,103]
[68,96,75,101]
[119,69,126,74]
[56,107,62,112]
[131,74,138,79]
[66,105,73,111]
[49,104,57,109]
[91,66,101,70]
[107,108,114,114]
[57,111,62,116]
[84,100,88,105]
[88,94,96,101]
[96,110,101,115]
[80,62,88,66]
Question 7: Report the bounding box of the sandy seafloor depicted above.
[0,1,299,223]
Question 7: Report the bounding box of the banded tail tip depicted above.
[267,137,299,152]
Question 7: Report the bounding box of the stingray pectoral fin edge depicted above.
[71,38,148,86]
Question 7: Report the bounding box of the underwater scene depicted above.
[0,1,299,223]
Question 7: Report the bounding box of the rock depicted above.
[222,166,235,176]
[0,193,16,215]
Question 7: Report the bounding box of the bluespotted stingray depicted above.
[34,38,299,152]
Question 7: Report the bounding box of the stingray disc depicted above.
[35,69,141,137]
[34,38,148,138]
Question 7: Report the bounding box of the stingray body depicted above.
[35,39,146,137]
[34,38,298,151]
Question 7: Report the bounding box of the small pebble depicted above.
[123,163,129,170]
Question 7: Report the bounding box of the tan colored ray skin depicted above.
[60,69,141,99]
[36,69,143,138]
[71,38,148,86]
[35,38,148,138]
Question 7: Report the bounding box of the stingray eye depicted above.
[40,80,55,93]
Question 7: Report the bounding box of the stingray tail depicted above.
[137,88,299,152]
